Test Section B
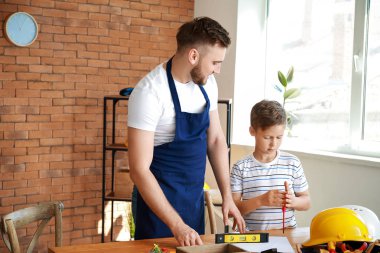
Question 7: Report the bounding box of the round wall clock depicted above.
[4,12,39,47]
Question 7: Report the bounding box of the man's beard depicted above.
[190,64,207,85]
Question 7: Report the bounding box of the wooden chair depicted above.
[205,190,217,234]
[0,201,64,253]
[205,190,235,234]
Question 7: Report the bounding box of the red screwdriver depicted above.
[283,181,289,234]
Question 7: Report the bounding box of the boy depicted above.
[230,100,311,230]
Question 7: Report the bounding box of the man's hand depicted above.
[171,222,203,246]
[222,197,246,233]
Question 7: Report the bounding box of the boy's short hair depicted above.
[176,16,231,52]
[250,100,286,130]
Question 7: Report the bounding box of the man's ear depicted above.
[188,48,199,65]
[249,126,256,136]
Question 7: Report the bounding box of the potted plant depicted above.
[277,66,301,135]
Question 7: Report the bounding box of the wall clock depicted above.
[4,12,39,47]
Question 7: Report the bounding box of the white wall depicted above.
[233,0,268,146]
[194,0,237,100]
[194,0,239,192]
[195,0,268,146]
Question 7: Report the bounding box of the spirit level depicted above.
[215,233,269,243]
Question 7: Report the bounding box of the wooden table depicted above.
[49,227,309,253]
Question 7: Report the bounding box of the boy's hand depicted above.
[284,190,297,208]
[261,189,286,207]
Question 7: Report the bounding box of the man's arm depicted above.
[128,127,202,246]
[206,110,246,232]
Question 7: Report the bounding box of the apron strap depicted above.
[166,57,182,113]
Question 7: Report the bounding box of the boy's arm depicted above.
[286,190,311,211]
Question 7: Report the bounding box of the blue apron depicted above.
[134,58,210,239]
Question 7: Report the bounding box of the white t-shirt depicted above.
[128,62,218,146]
[230,150,309,231]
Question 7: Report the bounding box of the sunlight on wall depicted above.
[98,201,133,241]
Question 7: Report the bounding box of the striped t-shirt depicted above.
[230,150,309,231]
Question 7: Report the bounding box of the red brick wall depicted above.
[0,0,193,252]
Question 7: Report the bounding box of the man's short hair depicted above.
[250,100,286,130]
[176,16,231,52]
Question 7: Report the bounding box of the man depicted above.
[128,16,245,246]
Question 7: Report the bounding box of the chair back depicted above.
[0,201,64,253]
[205,190,217,234]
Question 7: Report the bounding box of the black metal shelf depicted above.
[104,191,132,202]
[218,98,232,166]
[105,143,128,151]
[101,95,130,243]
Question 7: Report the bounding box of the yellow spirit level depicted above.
[215,233,269,243]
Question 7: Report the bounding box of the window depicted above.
[263,0,380,157]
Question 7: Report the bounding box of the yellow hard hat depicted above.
[303,207,372,247]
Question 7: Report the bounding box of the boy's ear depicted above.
[249,126,256,136]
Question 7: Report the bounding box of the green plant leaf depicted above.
[278,71,287,87]
[286,66,294,83]
[284,88,301,99]
[128,208,135,238]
